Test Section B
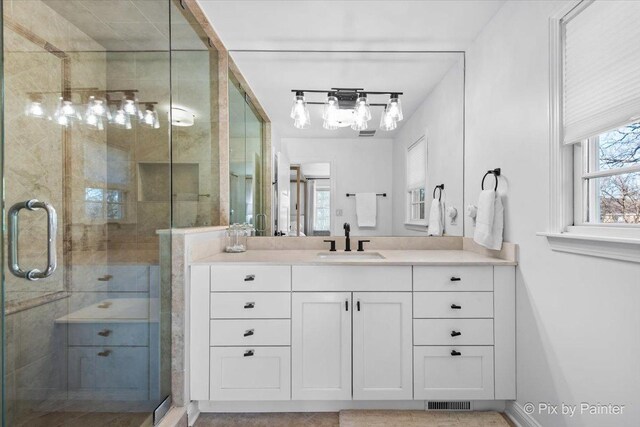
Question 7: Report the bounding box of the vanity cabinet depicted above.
[190,262,515,405]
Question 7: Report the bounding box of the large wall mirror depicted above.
[230,51,465,237]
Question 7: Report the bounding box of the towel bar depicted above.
[345,193,387,197]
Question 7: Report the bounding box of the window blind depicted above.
[407,137,426,189]
[563,0,640,144]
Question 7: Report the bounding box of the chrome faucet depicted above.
[343,222,351,252]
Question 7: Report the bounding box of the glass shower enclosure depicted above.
[1,0,220,425]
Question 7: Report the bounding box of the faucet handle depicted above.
[357,239,371,252]
[343,222,350,232]
[323,239,337,252]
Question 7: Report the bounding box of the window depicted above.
[85,187,125,220]
[545,0,640,262]
[313,188,330,232]
[575,123,640,225]
[406,136,427,226]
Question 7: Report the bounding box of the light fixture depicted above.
[87,96,111,120]
[25,94,46,119]
[386,93,403,121]
[289,88,403,132]
[53,96,81,127]
[141,103,160,129]
[379,107,397,131]
[171,107,195,127]
[354,93,371,121]
[290,91,310,129]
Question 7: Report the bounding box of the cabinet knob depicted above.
[98,349,112,357]
[451,330,462,337]
[244,275,255,282]
[244,349,254,357]
[97,329,112,337]
[244,329,254,337]
[244,302,255,309]
[450,304,462,309]
[451,350,462,356]
[450,277,461,282]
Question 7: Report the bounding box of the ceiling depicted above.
[197,0,505,51]
[44,0,205,51]
[230,51,462,138]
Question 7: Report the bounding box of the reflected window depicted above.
[85,187,124,220]
[314,188,330,232]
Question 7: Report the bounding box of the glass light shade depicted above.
[141,104,160,129]
[354,95,371,121]
[386,96,403,121]
[322,95,340,120]
[85,111,104,130]
[323,118,339,130]
[111,108,132,130]
[290,94,309,121]
[25,100,46,118]
[88,96,111,120]
[121,93,139,116]
[379,108,397,131]
[53,97,81,126]
[293,109,310,129]
[351,114,368,131]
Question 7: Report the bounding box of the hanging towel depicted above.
[428,199,443,236]
[355,193,377,227]
[473,190,504,250]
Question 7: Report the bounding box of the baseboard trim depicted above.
[187,401,200,427]
[197,400,507,413]
[505,402,543,427]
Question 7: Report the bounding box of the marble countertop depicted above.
[193,250,517,266]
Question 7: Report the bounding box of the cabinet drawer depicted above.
[414,346,494,400]
[210,347,291,400]
[413,266,493,292]
[211,293,291,319]
[414,292,493,318]
[414,319,493,345]
[292,266,412,291]
[211,265,291,292]
[211,319,290,346]
[68,323,149,347]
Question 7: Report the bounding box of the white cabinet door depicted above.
[352,292,413,400]
[414,346,494,400]
[292,292,351,400]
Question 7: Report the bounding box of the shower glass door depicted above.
[2,0,174,425]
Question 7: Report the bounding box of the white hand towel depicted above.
[473,190,504,250]
[355,193,377,227]
[428,199,443,236]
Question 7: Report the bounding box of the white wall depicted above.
[465,1,640,426]
[282,138,394,236]
[391,58,465,236]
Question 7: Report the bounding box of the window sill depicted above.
[538,229,640,263]
[404,222,428,232]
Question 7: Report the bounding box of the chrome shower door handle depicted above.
[255,213,266,233]
[8,199,58,281]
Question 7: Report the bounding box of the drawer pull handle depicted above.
[451,350,462,356]
[450,277,461,282]
[98,350,112,357]
[97,301,112,309]
[98,329,112,337]
[345,300,349,311]
[451,304,462,309]
[244,275,255,282]
[357,300,361,311]
[451,330,462,337]
[244,350,254,357]
[244,302,255,309]
[98,274,113,282]
[244,329,255,337]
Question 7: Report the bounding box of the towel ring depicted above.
[481,168,501,191]
[433,184,444,201]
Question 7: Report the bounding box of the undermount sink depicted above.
[316,252,385,260]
